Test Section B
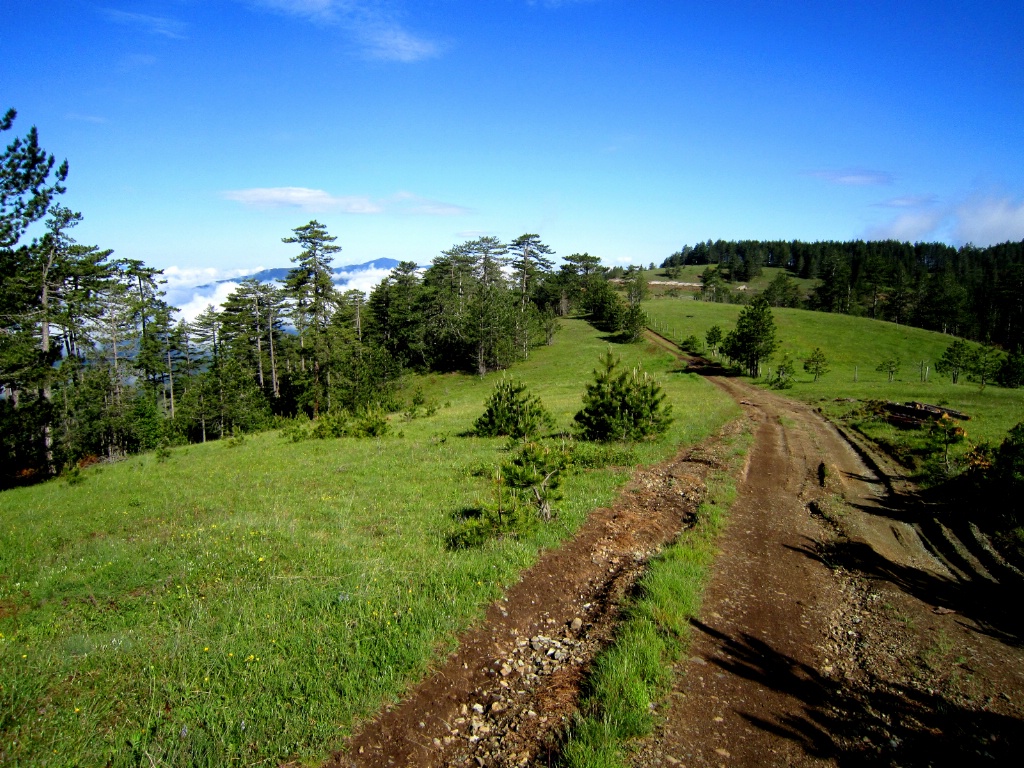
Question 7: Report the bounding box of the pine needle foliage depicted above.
[503,440,573,521]
[574,349,673,441]
[474,376,553,439]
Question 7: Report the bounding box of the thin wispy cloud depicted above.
[391,191,471,216]
[954,197,1024,246]
[222,186,470,215]
[246,1,442,62]
[224,187,384,213]
[65,113,108,124]
[874,194,939,208]
[866,193,1024,246]
[102,9,187,39]
[866,211,945,242]
[809,168,894,186]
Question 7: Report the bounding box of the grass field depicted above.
[640,266,819,300]
[0,320,739,767]
[643,297,1024,451]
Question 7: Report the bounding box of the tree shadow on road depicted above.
[803,487,1024,646]
[691,619,1023,766]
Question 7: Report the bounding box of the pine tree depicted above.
[282,220,341,416]
[574,349,673,441]
[803,348,829,381]
[935,338,971,384]
[722,296,778,377]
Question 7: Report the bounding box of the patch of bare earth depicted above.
[327,423,742,768]
[328,331,1024,767]
[628,348,1024,767]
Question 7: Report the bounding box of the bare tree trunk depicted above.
[268,307,279,397]
[40,248,56,473]
[254,295,265,388]
[167,347,175,419]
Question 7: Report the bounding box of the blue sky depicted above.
[4,0,1024,296]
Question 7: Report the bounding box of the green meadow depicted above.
[644,297,1024,448]
[642,266,819,299]
[0,320,738,767]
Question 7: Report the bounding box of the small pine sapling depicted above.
[876,357,902,383]
[803,347,829,381]
[474,377,553,439]
[574,349,673,441]
[502,440,572,521]
[770,352,796,389]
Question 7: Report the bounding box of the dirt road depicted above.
[630,365,1024,767]
[332,343,1024,767]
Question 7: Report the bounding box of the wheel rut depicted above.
[328,333,1024,767]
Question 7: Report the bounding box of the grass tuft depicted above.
[559,430,749,767]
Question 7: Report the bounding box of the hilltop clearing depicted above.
[0,320,736,766]
[334,330,1024,767]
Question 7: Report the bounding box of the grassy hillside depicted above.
[640,266,818,299]
[0,320,738,767]
[644,297,1024,447]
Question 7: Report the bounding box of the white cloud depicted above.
[174,282,241,323]
[359,23,440,62]
[809,168,894,186]
[102,9,187,39]
[954,197,1024,246]
[334,266,393,295]
[245,1,441,62]
[865,193,1024,246]
[223,187,384,213]
[874,194,939,208]
[222,187,470,215]
[866,211,946,242]
[162,265,261,290]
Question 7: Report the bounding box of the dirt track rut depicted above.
[330,340,1024,767]
[628,376,882,766]
[631,360,1024,767]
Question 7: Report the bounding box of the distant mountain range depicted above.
[194,258,401,291]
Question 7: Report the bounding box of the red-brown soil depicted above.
[630,354,1024,767]
[328,422,737,768]
[327,338,1024,767]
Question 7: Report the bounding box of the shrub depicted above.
[350,408,390,437]
[309,408,390,439]
[574,349,673,442]
[474,377,553,439]
[281,420,311,442]
[769,351,796,389]
[446,467,538,549]
[502,440,572,521]
[311,410,350,439]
